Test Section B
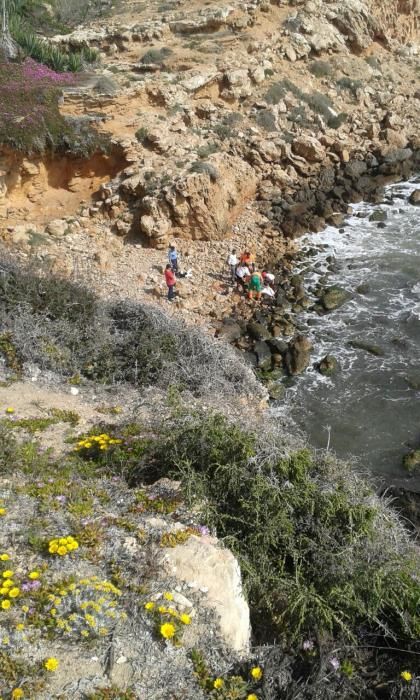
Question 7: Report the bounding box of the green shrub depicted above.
[337,77,363,98]
[309,60,333,78]
[113,408,420,653]
[140,47,173,65]
[0,258,260,398]
[190,161,219,181]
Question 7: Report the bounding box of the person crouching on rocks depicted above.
[164,263,176,302]
[168,244,178,274]
[248,269,263,301]
[235,261,251,291]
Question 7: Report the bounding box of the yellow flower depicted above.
[0,554,9,561]
[1,600,11,609]
[401,671,412,682]
[160,622,176,639]
[29,571,40,580]
[213,678,224,689]
[163,592,174,601]
[144,601,155,611]
[1,571,12,578]
[57,546,68,556]
[180,613,191,625]
[49,543,58,554]
[12,689,24,699]
[0,588,7,595]
[250,666,263,681]
[16,624,25,631]
[81,630,89,637]
[84,442,92,449]
[0,508,6,516]
[44,657,59,672]
[50,609,56,616]
[247,695,258,700]
[21,605,29,613]
[5,407,14,414]
[158,606,167,614]
[3,580,13,589]
[8,587,20,598]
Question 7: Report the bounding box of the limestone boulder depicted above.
[292,136,325,163]
[163,535,251,655]
[284,335,312,375]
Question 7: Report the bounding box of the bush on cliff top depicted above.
[0,255,261,400]
[82,407,420,694]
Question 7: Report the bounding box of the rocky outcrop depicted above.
[139,153,258,247]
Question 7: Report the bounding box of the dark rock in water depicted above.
[348,340,385,356]
[369,210,387,222]
[247,321,271,341]
[217,320,243,342]
[320,286,352,311]
[254,340,272,370]
[356,283,370,295]
[405,374,420,390]
[377,222,386,229]
[267,381,285,400]
[268,338,288,355]
[284,335,312,375]
[409,189,420,205]
[403,449,420,474]
[317,354,340,376]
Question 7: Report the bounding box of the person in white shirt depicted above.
[235,263,250,290]
[227,249,239,283]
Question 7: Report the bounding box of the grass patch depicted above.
[264,79,347,129]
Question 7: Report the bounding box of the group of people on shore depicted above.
[163,244,276,303]
[227,249,276,301]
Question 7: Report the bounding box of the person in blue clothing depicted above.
[168,245,178,273]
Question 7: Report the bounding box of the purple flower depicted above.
[30,580,41,590]
[199,525,210,536]
[56,495,67,505]
[21,582,31,592]
[303,640,314,651]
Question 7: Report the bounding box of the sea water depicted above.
[274,179,420,491]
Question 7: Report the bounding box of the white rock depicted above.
[70,387,79,396]
[164,535,251,654]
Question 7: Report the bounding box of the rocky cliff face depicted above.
[1,0,419,325]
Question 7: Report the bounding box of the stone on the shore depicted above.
[409,189,420,205]
[284,335,312,375]
[254,340,272,370]
[247,321,271,341]
[217,320,243,342]
[320,286,352,311]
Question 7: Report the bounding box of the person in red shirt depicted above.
[164,264,176,301]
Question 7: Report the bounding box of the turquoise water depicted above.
[274,180,420,491]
